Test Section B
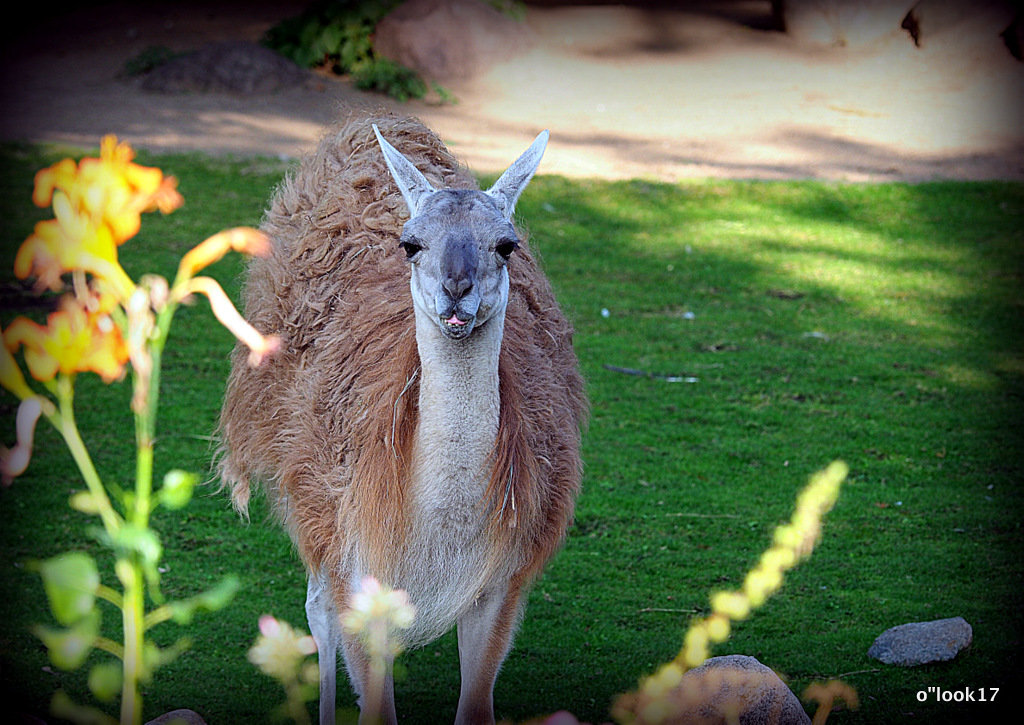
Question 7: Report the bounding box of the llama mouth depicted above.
[440,313,474,339]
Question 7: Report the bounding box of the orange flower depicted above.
[3,297,129,383]
[15,191,133,296]
[179,276,280,366]
[19,136,183,299]
[176,227,271,281]
[32,158,78,208]
[33,135,183,245]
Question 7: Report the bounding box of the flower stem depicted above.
[119,559,144,725]
[53,376,121,534]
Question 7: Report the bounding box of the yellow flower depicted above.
[32,158,78,208]
[3,298,128,383]
[804,679,859,725]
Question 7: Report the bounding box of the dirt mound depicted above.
[138,40,311,94]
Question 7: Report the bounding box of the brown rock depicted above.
[672,655,811,725]
[145,709,207,725]
[373,0,534,81]
[779,0,914,48]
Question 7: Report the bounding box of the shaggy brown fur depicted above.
[217,111,586,614]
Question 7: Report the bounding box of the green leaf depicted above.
[169,575,240,624]
[50,689,118,725]
[159,469,197,510]
[141,637,191,682]
[197,574,240,611]
[113,524,162,567]
[33,609,100,670]
[87,661,122,703]
[68,491,102,515]
[35,552,100,626]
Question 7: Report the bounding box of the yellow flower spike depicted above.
[178,276,280,366]
[1,397,45,485]
[710,590,750,621]
[611,462,851,725]
[705,613,731,643]
[682,623,710,668]
[176,227,271,282]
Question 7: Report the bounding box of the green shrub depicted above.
[262,0,431,101]
[351,57,427,101]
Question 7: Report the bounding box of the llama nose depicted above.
[443,275,473,301]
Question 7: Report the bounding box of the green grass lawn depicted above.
[1,144,1021,724]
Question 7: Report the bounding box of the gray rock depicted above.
[673,655,811,725]
[868,616,973,666]
[145,709,207,725]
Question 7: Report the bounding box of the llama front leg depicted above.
[454,582,524,725]
[340,631,399,725]
[306,575,341,725]
[308,574,398,724]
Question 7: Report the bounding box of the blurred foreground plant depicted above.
[249,615,320,725]
[342,576,416,724]
[611,461,855,725]
[1,136,279,724]
[249,578,414,725]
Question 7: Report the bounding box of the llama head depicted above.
[373,124,548,340]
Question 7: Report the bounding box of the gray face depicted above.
[372,122,548,342]
[399,190,520,340]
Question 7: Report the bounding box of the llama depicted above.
[217,112,586,724]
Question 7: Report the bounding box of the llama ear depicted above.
[373,124,436,217]
[486,129,549,220]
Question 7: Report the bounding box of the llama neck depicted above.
[412,311,504,506]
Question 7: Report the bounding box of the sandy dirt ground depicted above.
[1,0,1022,181]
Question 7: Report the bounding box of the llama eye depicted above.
[399,240,423,259]
[494,239,518,261]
